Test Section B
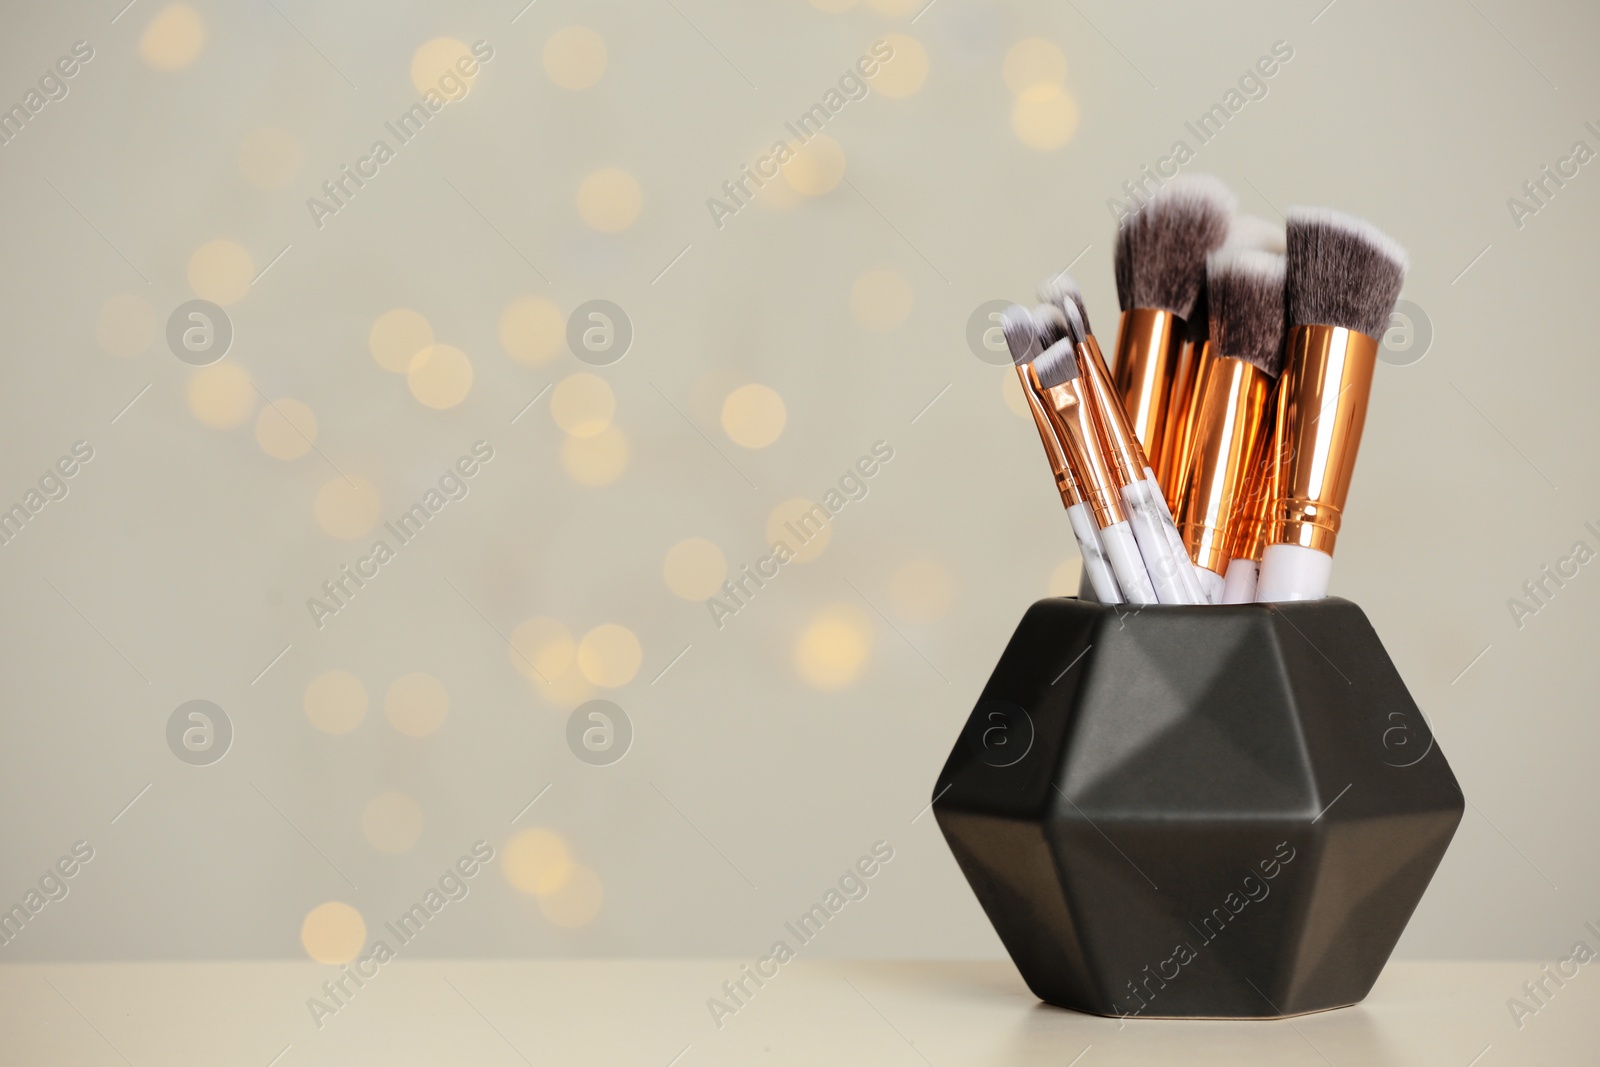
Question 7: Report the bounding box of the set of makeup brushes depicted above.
[1004,175,1407,605]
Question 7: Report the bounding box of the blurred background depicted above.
[0,0,1595,968]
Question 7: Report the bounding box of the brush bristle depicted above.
[1001,305,1040,365]
[1037,273,1093,337]
[1223,214,1286,255]
[1285,207,1407,338]
[1114,174,1237,317]
[1032,303,1070,351]
[1207,249,1287,378]
[1034,340,1080,390]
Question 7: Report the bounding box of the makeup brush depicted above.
[1031,335,1159,606]
[1172,249,1287,603]
[1220,424,1276,604]
[1113,175,1236,498]
[1255,208,1406,602]
[1044,283,1206,605]
[1001,306,1124,605]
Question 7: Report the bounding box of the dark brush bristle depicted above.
[1001,305,1040,365]
[1038,274,1092,337]
[1285,207,1407,339]
[1033,339,1081,390]
[1207,249,1287,378]
[1114,175,1236,317]
[1032,303,1070,351]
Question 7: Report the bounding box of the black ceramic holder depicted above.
[933,597,1463,1019]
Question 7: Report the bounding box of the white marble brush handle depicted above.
[1068,501,1123,604]
[1144,466,1210,604]
[1120,479,1196,605]
[1221,557,1258,604]
[1100,520,1157,605]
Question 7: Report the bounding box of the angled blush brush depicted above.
[1255,208,1407,602]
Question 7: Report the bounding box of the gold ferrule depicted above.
[1075,334,1150,489]
[1265,324,1380,556]
[1112,307,1185,477]
[1014,364,1083,508]
[1158,338,1216,507]
[1171,356,1272,577]
[1225,403,1278,564]
[1033,365,1127,529]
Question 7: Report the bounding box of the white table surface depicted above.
[2,960,1590,1065]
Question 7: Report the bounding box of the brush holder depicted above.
[933,597,1462,1019]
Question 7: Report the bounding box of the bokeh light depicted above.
[300,901,366,964]
[361,792,424,854]
[849,269,914,332]
[577,168,642,232]
[140,4,204,71]
[795,603,873,689]
[663,538,727,600]
[384,673,449,737]
[254,398,318,460]
[765,499,832,563]
[875,34,928,98]
[783,134,846,197]
[187,364,255,430]
[550,373,615,438]
[561,426,629,486]
[544,27,607,89]
[499,296,564,365]
[509,617,576,681]
[720,384,786,448]
[238,126,303,190]
[577,624,641,687]
[538,862,603,927]
[313,476,381,541]
[187,240,254,305]
[304,670,367,735]
[1002,38,1068,97]
[408,344,473,409]
[369,308,433,374]
[410,38,475,95]
[504,827,572,896]
[889,560,953,623]
[1012,87,1080,151]
[95,294,156,357]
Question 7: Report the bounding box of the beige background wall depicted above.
[0,0,1595,964]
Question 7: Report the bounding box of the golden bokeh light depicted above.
[504,827,572,896]
[238,126,303,190]
[1012,86,1080,151]
[384,673,450,737]
[499,296,564,365]
[410,38,476,95]
[663,537,727,600]
[140,4,204,71]
[795,603,873,690]
[361,792,424,854]
[1003,38,1068,97]
[301,901,366,964]
[577,168,642,233]
[538,862,603,927]
[369,308,433,374]
[561,425,629,486]
[1049,557,1084,597]
[849,269,914,332]
[532,669,595,709]
[783,134,846,197]
[550,373,615,438]
[577,624,641,688]
[408,344,473,409]
[186,363,255,430]
[1000,369,1031,417]
[720,384,786,449]
[314,476,381,541]
[95,294,157,357]
[765,499,832,563]
[889,560,954,623]
[304,670,368,735]
[254,398,318,460]
[543,27,607,89]
[875,34,928,98]
[509,617,577,681]
[187,239,254,305]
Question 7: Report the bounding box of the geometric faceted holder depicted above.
[933,597,1464,1019]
